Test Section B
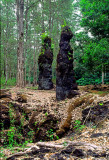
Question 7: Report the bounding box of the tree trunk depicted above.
[41,0,45,33]
[3,30,6,78]
[102,64,104,85]
[16,0,24,87]
[5,3,9,85]
[49,0,51,35]
[3,47,6,77]
[5,48,8,85]
[29,66,31,86]
[24,0,29,86]
[104,66,106,79]
[33,40,37,86]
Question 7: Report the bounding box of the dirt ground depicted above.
[9,86,109,146]
[1,85,109,159]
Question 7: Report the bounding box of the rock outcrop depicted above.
[56,26,78,100]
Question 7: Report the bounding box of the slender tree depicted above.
[16,0,25,87]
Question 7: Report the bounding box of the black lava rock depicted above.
[56,26,78,101]
[82,101,109,124]
[72,149,84,157]
[38,36,53,90]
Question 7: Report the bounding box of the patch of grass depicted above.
[1,76,16,89]
[90,90,109,96]
[26,86,38,90]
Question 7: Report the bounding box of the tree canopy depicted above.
[1,0,109,88]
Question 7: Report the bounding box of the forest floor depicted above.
[0,85,109,160]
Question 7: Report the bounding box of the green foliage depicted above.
[63,141,68,146]
[45,112,48,116]
[68,52,72,55]
[52,75,56,85]
[7,78,16,86]
[68,56,72,61]
[99,103,103,106]
[41,32,49,44]
[0,148,6,159]
[77,74,101,86]
[34,121,38,126]
[1,104,34,148]
[82,39,109,70]
[8,105,15,125]
[56,135,59,140]
[75,0,109,85]
[39,48,45,56]
[61,20,67,28]
[74,120,85,132]
[7,127,16,147]
[46,129,54,141]
[26,86,38,90]
[92,125,96,129]
[80,0,109,39]
[40,32,54,57]
[51,43,54,50]
[1,0,108,87]
[0,76,6,88]
[1,76,16,88]
[75,38,109,85]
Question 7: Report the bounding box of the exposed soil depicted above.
[0,85,109,159]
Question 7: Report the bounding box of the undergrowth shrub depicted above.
[77,76,101,85]
[1,103,34,148]
[74,120,85,132]
[76,72,109,85]
[1,76,16,88]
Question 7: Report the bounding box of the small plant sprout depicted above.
[92,125,96,129]
[61,20,67,28]
[99,102,103,106]
[68,52,72,55]
[74,120,85,132]
[68,56,72,60]
[34,121,38,125]
[46,129,54,141]
[56,135,59,140]
[45,112,48,116]
[63,141,68,146]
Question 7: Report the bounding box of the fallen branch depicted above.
[6,141,105,160]
[36,141,103,151]
[37,142,64,149]
[6,146,39,160]
[66,141,103,150]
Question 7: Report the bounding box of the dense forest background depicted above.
[1,0,109,88]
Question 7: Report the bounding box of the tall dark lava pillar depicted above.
[38,36,53,90]
[56,26,78,100]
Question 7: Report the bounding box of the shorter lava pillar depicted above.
[38,36,53,90]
